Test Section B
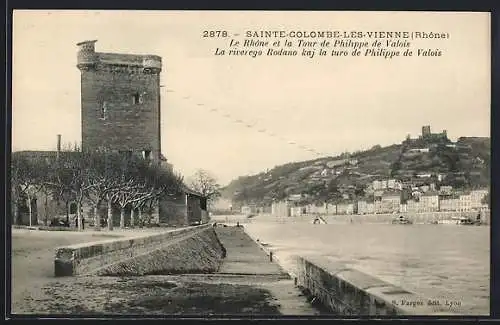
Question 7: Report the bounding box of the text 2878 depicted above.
[203,31,228,38]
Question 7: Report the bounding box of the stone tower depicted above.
[421,125,431,138]
[77,40,162,163]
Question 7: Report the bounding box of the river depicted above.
[212,215,490,315]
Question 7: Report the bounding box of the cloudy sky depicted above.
[12,11,490,185]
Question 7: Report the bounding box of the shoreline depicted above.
[240,220,489,315]
[211,212,490,226]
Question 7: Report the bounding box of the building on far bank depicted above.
[399,203,407,213]
[271,200,290,217]
[290,206,304,217]
[419,192,439,212]
[377,193,401,214]
[439,197,460,212]
[459,192,472,212]
[241,205,257,215]
[336,203,354,215]
[471,189,489,210]
[357,200,375,215]
[372,180,388,190]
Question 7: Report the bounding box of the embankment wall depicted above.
[242,227,459,316]
[294,255,459,315]
[54,224,225,277]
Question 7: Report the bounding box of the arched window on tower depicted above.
[132,92,144,105]
[100,101,107,120]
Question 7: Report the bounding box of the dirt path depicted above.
[12,229,129,314]
[214,226,286,275]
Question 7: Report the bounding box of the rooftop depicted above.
[182,186,204,198]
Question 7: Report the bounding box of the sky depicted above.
[12,11,490,186]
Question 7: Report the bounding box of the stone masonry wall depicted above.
[97,226,225,275]
[80,67,161,159]
[294,255,459,316]
[54,224,224,276]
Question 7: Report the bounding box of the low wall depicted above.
[242,227,460,316]
[54,224,225,277]
[294,255,459,316]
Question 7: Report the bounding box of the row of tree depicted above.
[11,149,185,230]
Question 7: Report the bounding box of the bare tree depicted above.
[46,150,100,231]
[113,160,148,228]
[104,153,183,229]
[126,188,157,228]
[83,150,122,230]
[11,154,48,226]
[130,162,184,227]
[188,169,221,209]
[36,180,55,226]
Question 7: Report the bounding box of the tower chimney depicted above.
[57,134,62,152]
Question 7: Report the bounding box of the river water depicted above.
[215,216,490,315]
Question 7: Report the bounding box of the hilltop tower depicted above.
[422,125,431,138]
[76,40,162,163]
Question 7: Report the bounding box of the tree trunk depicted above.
[13,197,20,225]
[130,208,135,228]
[120,207,125,228]
[77,201,83,231]
[138,208,142,228]
[107,199,113,231]
[94,204,101,231]
[65,201,70,224]
[28,197,32,227]
[44,194,49,226]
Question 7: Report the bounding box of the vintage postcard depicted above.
[10,10,490,317]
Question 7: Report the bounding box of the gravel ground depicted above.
[11,228,170,314]
[20,275,283,315]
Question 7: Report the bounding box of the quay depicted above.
[12,225,321,315]
[12,220,475,316]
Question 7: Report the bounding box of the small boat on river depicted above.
[392,215,413,225]
[452,216,482,226]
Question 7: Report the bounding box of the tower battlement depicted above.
[76,40,162,73]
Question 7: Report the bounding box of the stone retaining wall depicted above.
[294,255,459,316]
[242,227,460,316]
[54,224,225,276]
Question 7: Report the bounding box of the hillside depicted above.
[221,136,490,206]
